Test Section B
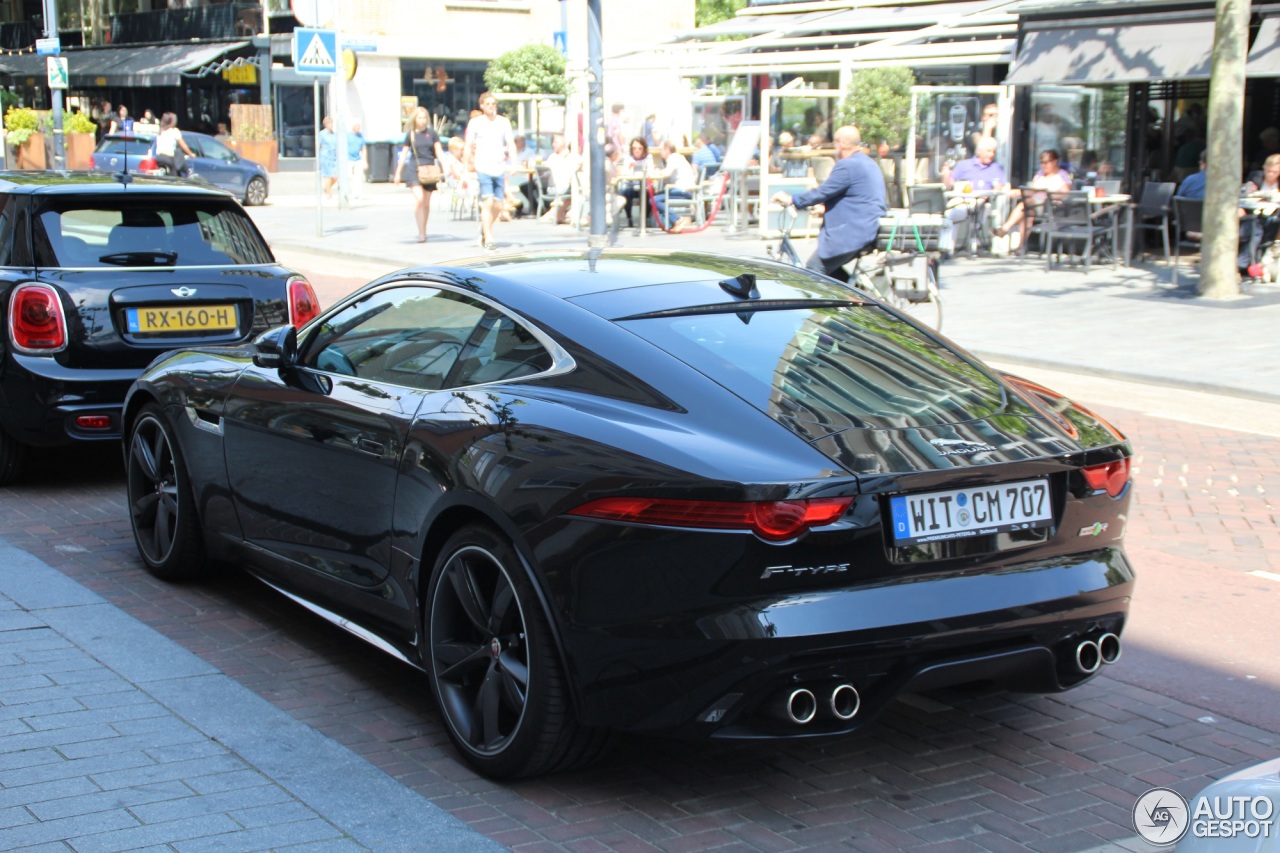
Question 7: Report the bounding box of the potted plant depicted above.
[5,107,46,170]
[62,110,97,170]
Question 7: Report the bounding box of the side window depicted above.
[184,137,205,158]
[452,312,553,386]
[202,138,237,162]
[302,286,488,391]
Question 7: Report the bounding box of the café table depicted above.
[611,171,652,238]
[943,188,1009,256]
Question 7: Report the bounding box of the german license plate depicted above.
[126,304,236,334]
[888,478,1052,546]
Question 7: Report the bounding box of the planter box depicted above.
[9,132,46,170]
[65,133,95,170]
[236,139,278,173]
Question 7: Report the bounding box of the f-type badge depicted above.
[171,287,198,298]
[929,438,997,457]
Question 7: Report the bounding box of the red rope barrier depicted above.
[643,172,733,234]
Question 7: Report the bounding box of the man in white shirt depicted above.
[651,140,699,232]
[540,134,581,225]
[465,92,518,249]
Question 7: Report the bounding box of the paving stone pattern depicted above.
[0,402,1276,852]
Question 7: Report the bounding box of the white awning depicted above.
[1006,20,1214,84]
[1247,16,1280,77]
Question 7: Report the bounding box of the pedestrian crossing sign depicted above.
[46,56,68,90]
[292,28,337,75]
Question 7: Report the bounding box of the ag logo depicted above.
[1133,787,1189,846]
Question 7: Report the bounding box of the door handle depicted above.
[356,436,385,455]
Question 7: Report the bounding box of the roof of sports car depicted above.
[443,249,847,301]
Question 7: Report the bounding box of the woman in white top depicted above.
[651,140,698,232]
[153,112,195,176]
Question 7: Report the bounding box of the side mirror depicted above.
[252,325,298,369]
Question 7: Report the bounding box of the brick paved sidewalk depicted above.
[0,543,498,852]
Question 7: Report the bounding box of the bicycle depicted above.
[766,204,943,331]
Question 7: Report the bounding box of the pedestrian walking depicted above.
[464,92,517,250]
[318,117,338,199]
[394,107,445,243]
[347,120,367,200]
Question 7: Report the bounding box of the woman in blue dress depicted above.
[318,116,338,199]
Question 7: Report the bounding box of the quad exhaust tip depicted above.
[785,688,817,724]
[1075,639,1102,674]
[1098,632,1122,665]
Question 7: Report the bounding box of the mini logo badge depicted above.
[171,287,197,298]
[929,438,997,457]
[1133,787,1189,846]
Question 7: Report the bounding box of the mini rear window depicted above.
[34,197,274,268]
[619,304,1006,431]
[94,137,152,154]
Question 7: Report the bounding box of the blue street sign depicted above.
[553,30,567,56]
[342,39,377,53]
[292,28,338,75]
[35,37,60,56]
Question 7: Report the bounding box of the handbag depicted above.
[414,130,441,183]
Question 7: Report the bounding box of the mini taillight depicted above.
[288,277,320,327]
[9,283,67,353]
[566,496,853,542]
[1082,458,1130,497]
[75,415,112,430]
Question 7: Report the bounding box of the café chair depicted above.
[1171,196,1204,288]
[1043,190,1116,272]
[1134,181,1177,264]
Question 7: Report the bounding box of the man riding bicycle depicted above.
[771,125,886,283]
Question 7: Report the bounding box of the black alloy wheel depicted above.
[426,524,609,778]
[126,403,206,579]
[245,177,268,206]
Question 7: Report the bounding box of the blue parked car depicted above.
[90,132,270,206]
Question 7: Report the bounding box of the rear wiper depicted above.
[98,251,178,266]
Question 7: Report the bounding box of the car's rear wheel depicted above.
[245,177,268,206]
[126,403,206,579]
[425,524,609,778]
[0,429,24,486]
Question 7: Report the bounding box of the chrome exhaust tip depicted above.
[786,688,817,724]
[1097,632,1121,665]
[829,683,861,721]
[1075,639,1101,674]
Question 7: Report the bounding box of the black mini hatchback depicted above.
[0,172,317,484]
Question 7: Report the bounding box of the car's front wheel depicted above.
[126,403,207,579]
[425,524,609,778]
[245,177,268,206]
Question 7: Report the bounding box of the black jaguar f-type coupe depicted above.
[122,250,1135,779]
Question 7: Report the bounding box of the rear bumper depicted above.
[0,354,137,445]
[559,547,1134,737]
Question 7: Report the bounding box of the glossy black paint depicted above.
[0,173,297,449]
[124,250,1135,742]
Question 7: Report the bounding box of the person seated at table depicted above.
[774,131,810,178]
[1239,153,1280,273]
[992,149,1072,244]
[691,131,722,177]
[503,136,539,218]
[539,134,581,225]
[650,140,699,233]
[1177,150,1206,200]
[617,137,654,227]
[940,136,1005,254]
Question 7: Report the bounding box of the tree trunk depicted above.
[1199,0,1250,298]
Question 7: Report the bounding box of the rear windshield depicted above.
[95,137,153,154]
[33,197,274,268]
[619,304,1006,431]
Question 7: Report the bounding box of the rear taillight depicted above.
[1082,458,1130,497]
[287,276,320,327]
[88,153,96,168]
[9,283,67,353]
[138,156,159,173]
[566,496,853,542]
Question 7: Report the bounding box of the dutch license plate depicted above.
[126,304,237,334]
[888,477,1052,546]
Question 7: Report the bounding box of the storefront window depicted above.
[1023,85,1129,186]
[907,86,1010,185]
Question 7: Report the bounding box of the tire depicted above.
[125,403,207,579]
[425,524,609,779]
[0,429,24,486]
[245,177,268,206]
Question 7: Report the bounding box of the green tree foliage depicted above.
[837,67,917,151]
[483,44,569,95]
[697,0,746,27]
